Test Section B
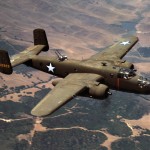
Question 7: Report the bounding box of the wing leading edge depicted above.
[90,36,138,60]
[31,73,102,117]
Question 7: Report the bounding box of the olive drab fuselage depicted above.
[30,55,150,94]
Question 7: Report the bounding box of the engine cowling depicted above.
[89,84,109,99]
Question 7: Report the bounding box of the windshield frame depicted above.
[118,68,136,79]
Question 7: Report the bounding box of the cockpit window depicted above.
[118,68,136,79]
[138,76,150,88]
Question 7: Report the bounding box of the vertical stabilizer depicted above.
[0,50,12,74]
[33,29,49,51]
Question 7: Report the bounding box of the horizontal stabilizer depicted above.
[0,50,12,74]
[34,29,49,51]
[10,29,49,67]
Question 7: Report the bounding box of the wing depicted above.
[10,45,45,67]
[31,73,102,116]
[90,36,138,60]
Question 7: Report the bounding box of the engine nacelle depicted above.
[115,61,134,69]
[89,84,109,99]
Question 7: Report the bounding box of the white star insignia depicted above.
[120,41,130,46]
[47,63,55,73]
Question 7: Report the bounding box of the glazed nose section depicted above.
[146,82,150,94]
[143,80,150,94]
[138,77,150,94]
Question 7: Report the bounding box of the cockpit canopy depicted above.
[118,68,136,79]
[138,76,150,88]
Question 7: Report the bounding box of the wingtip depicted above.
[31,106,52,117]
[31,108,46,117]
[31,110,41,117]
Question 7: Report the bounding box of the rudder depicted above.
[0,50,12,74]
[33,29,49,51]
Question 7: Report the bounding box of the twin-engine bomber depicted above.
[0,29,149,116]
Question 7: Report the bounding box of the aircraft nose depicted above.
[138,76,150,94]
[147,83,150,94]
[144,81,150,94]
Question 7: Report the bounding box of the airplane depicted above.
[0,29,149,117]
